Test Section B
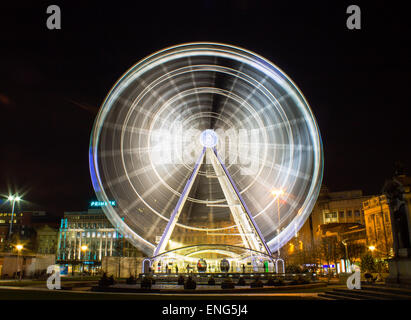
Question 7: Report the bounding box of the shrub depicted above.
[364,273,377,283]
[126,275,137,285]
[290,275,309,285]
[237,277,246,286]
[273,278,285,286]
[177,275,185,285]
[250,276,264,288]
[208,277,216,285]
[360,253,376,273]
[98,273,115,287]
[184,276,197,290]
[141,276,152,289]
[221,278,235,289]
[266,276,276,286]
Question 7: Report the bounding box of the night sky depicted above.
[1,1,410,216]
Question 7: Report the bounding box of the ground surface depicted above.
[0,279,346,300]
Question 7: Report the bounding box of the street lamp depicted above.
[271,189,284,257]
[81,245,88,275]
[6,195,21,238]
[368,245,376,259]
[16,244,23,281]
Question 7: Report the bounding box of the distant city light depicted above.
[16,244,23,251]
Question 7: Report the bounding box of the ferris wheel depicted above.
[89,42,323,258]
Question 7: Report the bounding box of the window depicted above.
[354,210,360,217]
[339,211,345,218]
[347,210,352,217]
[332,212,337,218]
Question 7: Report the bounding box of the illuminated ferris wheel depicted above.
[89,43,323,262]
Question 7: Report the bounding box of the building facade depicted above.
[56,207,144,274]
[35,225,58,254]
[298,186,370,247]
[362,195,393,259]
[285,186,371,273]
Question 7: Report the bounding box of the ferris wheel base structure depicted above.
[145,144,282,274]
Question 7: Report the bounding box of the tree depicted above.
[360,253,376,273]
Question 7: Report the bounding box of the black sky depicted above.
[0,1,410,216]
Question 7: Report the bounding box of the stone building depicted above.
[363,195,394,259]
[285,186,371,271]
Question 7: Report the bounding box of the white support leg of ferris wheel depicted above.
[207,148,254,250]
[208,148,272,256]
[153,147,206,256]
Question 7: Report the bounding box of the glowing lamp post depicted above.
[7,195,21,238]
[16,244,23,281]
[81,245,88,274]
